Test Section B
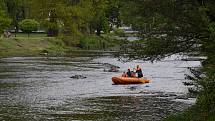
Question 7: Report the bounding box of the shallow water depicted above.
[0,55,201,121]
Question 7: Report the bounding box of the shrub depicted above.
[18,19,39,37]
[79,36,109,50]
[114,28,126,37]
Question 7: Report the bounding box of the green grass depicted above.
[0,33,122,58]
[79,35,123,50]
[0,34,68,58]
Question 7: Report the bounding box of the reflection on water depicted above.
[45,96,188,121]
[0,55,200,121]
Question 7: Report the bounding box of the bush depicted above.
[59,35,80,47]
[18,19,39,37]
[114,28,126,37]
[79,36,112,50]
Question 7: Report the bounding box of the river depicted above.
[0,54,201,121]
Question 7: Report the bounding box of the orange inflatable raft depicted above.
[112,77,150,85]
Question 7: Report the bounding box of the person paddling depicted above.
[135,65,143,78]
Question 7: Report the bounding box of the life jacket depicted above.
[131,71,136,77]
[136,67,141,71]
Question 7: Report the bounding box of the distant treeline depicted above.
[0,0,122,37]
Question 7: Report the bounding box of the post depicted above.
[15,27,17,37]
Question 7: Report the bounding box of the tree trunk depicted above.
[96,27,101,36]
[15,25,18,37]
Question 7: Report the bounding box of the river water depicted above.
[0,54,201,121]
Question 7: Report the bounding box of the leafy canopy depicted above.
[0,9,11,34]
[18,19,39,34]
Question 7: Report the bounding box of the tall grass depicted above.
[79,35,119,50]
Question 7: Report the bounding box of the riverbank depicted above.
[0,34,122,58]
[0,36,67,58]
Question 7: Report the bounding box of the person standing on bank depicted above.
[136,65,143,78]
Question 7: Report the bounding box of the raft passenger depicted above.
[122,71,127,77]
[126,69,132,77]
[136,65,143,78]
[131,68,136,77]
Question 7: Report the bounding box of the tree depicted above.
[106,0,121,29]
[0,9,11,34]
[89,0,109,36]
[119,0,215,120]
[18,19,39,37]
[26,0,63,37]
[26,0,119,37]
[3,0,25,36]
[119,0,207,59]
[28,0,94,36]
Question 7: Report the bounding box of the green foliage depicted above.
[164,114,187,121]
[28,0,112,36]
[60,35,80,47]
[79,35,116,50]
[164,105,215,121]
[80,36,105,50]
[106,0,121,28]
[119,0,215,120]
[0,9,11,34]
[2,0,26,32]
[114,28,125,37]
[18,19,39,36]
[101,16,110,33]
[118,0,211,61]
[46,21,59,30]
[12,0,121,37]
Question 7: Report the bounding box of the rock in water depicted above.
[70,75,87,79]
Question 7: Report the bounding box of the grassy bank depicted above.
[0,34,68,58]
[0,33,122,58]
